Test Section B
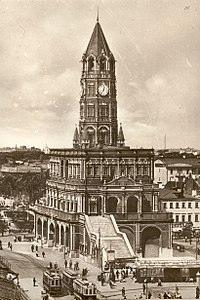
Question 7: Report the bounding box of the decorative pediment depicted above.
[105,176,142,187]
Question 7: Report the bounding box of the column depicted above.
[64,225,67,247]
[103,195,106,213]
[135,223,141,253]
[47,218,50,242]
[117,158,120,177]
[63,160,66,179]
[83,227,86,253]
[34,214,37,238]
[70,224,74,251]
[59,223,62,246]
[100,159,103,181]
[41,217,44,240]
[154,194,158,212]
[138,194,142,213]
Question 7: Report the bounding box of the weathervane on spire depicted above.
[97,6,99,22]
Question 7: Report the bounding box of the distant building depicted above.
[154,158,200,186]
[1,165,43,174]
[160,188,200,229]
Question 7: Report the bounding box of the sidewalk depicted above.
[19,278,45,300]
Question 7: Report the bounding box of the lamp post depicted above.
[196,231,200,260]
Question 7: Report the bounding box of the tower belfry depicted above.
[76,19,119,148]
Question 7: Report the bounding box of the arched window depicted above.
[100,57,106,71]
[110,59,114,71]
[88,57,94,72]
[99,127,109,145]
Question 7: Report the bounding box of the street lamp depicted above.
[196,231,200,260]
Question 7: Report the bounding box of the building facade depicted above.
[154,158,200,186]
[32,18,173,259]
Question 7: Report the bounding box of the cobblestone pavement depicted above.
[0,235,199,299]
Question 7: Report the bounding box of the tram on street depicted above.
[73,278,97,300]
[62,268,79,295]
[43,267,62,296]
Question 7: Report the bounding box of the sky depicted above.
[0,0,199,150]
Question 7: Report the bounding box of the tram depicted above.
[43,267,62,295]
[73,278,97,300]
[62,268,79,295]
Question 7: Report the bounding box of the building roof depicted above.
[155,157,200,168]
[159,188,198,201]
[85,20,112,57]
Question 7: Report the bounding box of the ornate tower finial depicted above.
[97,6,99,22]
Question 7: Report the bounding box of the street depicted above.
[0,235,199,299]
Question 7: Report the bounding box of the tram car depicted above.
[43,267,62,295]
[62,268,79,295]
[73,278,97,300]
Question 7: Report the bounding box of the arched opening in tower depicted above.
[100,56,106,71]
[88,56,94,72]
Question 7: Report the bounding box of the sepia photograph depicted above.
[0,0,199,299]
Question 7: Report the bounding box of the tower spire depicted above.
[97,6,99,22]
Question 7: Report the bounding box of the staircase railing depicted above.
[110,214,135,257]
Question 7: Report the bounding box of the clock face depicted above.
[98,82,108,96]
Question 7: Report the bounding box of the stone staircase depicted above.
[87,215,134,259]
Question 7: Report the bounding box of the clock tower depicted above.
[77,17,119,148]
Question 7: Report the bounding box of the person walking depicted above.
[196,286,200,299]
[122,287,126,298]
[31,244,34,252]
[42,251,45,258]
[35,245,38,252]
[143,282,146,295]
[64,259,68,268]
[10,243,12,251]
[8,241,10,248]
[69,259,72,269]
[175,284,179,294]
[33,277,36,287]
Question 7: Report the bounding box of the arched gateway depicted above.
[141,226,161,258]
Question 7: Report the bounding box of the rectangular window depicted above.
[88,166,93,176]
[94,166,99,176]
[196,202,199,208]
[176,202,179,209]
[188,215,192,222]
[182,215,185,222]
[87,104,95,116]
[175,215,179,222]
[104,166,109,175]
[100,105,108,116]
[170,203,173,209]
[195,215,199,222]
[143,166,149,175]
[163,203,167,209]
[188,202,192,208]
[182,202,186,208]
[88,84,94,96]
